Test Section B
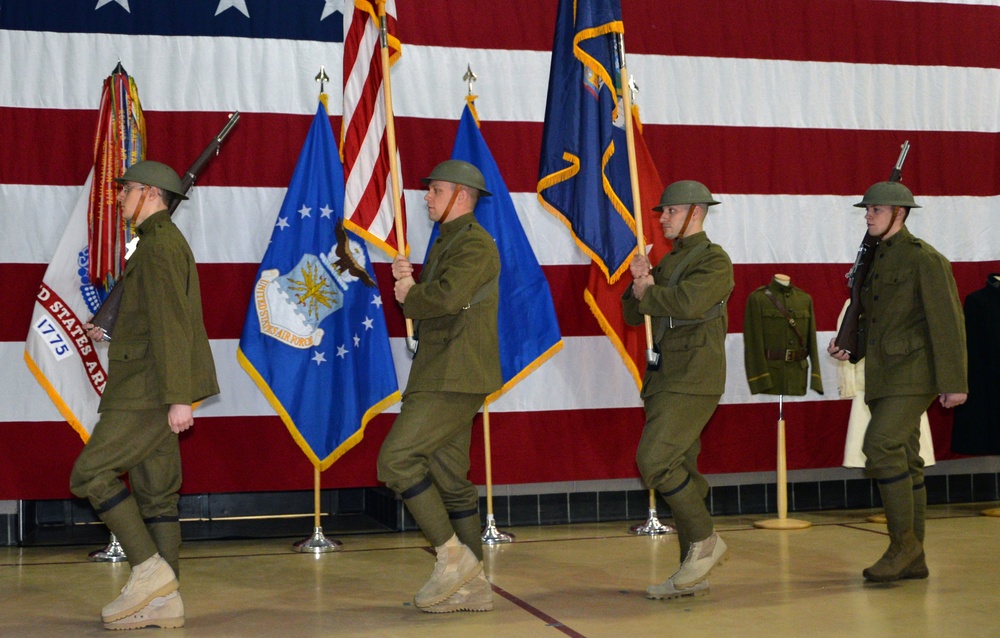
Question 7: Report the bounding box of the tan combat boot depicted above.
[422,570,494,613]
[672,533,728,589]
[103,591,184,630]
[863,530,923,582]
[102,553,179,623]
[646,577,710,600]
[413,537,482,608]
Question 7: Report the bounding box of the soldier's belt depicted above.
[765,348,808,362]
[653,299,727,343]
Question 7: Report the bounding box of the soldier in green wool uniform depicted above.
[378,160,501,613]
[829,181,967,582]
[623,180,734,601]
[74,161,219,630]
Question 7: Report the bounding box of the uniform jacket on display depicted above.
[743,278,823,396]
[857,226,967,402]
[952,273,1000,454]
[622,231,734,398]
[402,216,502,396]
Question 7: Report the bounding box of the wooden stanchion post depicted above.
[755,396,811,530]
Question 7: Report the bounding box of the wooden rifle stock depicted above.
[90,112,240,339]
[833,140,909,362]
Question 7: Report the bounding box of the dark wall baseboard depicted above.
[8,471,999,547]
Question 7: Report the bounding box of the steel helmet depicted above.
[421,160,491,196]
[114,160,188,200]
[854,181,920,209]
[653,180,720,211]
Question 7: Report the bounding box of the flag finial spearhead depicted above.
[463,64,477,96]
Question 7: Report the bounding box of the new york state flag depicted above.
[237,101,399,470]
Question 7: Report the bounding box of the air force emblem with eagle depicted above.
[252,220,376,349]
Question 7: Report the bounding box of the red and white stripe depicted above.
[341,0,406,256]
[2,0,998,499]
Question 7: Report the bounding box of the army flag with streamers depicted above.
[238,100,400,470]
[23,65,145,441]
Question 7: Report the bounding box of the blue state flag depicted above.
[430,104,563,398]
[237,101,399,469]
[537,0,635,284]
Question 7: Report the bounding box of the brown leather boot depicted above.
[863,530,923,582]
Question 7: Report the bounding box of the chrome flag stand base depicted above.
[629,508,674,535]
[89,533,128,562]
[481,514,514,545]
[292,526,342,553]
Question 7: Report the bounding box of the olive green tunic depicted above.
[858,225,967,402]
[622,232,733,398]
[743,279,823,396]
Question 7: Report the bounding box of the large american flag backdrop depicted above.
[2,1,997,499]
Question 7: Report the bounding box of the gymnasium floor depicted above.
[2,503,997,637]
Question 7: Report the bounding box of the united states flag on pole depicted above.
[341,0,407,257]
[3,1,999,499]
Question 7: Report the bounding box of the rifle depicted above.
[832,140,909,362]
[89,111,240,340]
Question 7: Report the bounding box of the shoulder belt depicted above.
[762,288,806,348]
[653,241,727,342]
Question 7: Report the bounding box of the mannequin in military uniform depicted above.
[828,181,967,582]
[378,160,501,613]
[73,161,219,629]
[623,180,734,600]
[743,274,823,396]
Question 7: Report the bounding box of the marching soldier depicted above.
[623,180,734,600]
[73,161,219,629]
[828,181,967,582]
[378,160,501,613]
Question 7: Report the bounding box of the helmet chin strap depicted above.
[128,187,149,226]
[676,204,697,239]
[877,205,902,239]
[437,184,463,225]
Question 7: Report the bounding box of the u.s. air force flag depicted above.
[436,104,563,400]
[237,100,399,470]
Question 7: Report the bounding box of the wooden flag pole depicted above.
[377,0,415,348]
[616,38,659,370]
[481,402,514,544]
[617,37,671,536]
